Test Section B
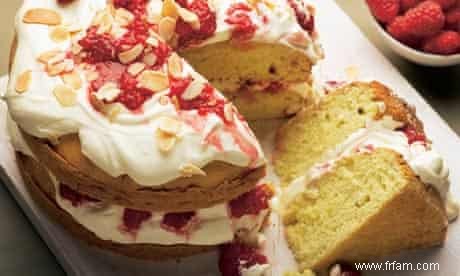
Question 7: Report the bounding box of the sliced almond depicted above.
[178,7,200,30]
[179,163,207,177]
[96,12,114,34]
[37,50,64,64]
[146,36,159,47]
[50,26,70,42]
[95,82,121,101]
[223,103,234,122]
[47,61,67,76]
[71,42,83,55]
[137,70,169,92]
[159,95,170,105]
[61,71,82,90]
[15,70,32,93]
[142,53,158,66]
[147,13,162,24]
[64,22,82,33]
[156,130,177,153]
[85,70,99,81]
[167,53,182,78]
[162,0,179,18]
[119,44,144,64]
[182,79,204,100]
[53,84,77,107]
[158,16,176,42]
[158,116,182,135]
[127,62,146,76]
[23,8,62,26]
[115,8,134,26]
[103,103,123,121]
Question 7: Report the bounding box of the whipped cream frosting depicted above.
[6,0,267,187]
[240,263,270,276]
[283,115,458,221]
[47,171,269,245]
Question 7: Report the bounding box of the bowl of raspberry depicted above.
[366,0,460,66]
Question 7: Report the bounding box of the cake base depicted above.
[17,153,213,261]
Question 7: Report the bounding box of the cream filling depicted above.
[7,0,265,188]
[283,115,458,222]
[48,172,269,245]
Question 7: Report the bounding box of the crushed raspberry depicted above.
[121,208,152,234]
[229,184,273,218]
[117,17,152,51]
[219,242,268,276]
[153,42,173,68]
[175,0,217,48]
[400,125,427,144]
[89,62,126,92]
[116,72,155,110]
[287,0,316,32]
[113,0,148,16]
[225,3,257,41]
[59,184,99,207]
[446,8,460,31]
[78,27,117,63]
[161,211,197,235]
[423,30,460,54]
[366,0,401,23]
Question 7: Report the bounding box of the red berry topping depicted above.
[230,184,273,218]
[400,125,427,144]
[116,72,155,110]
[287,0,315,33]
[121,208,152,234]
[402,1,445,38]
[89,62,126,92]
[446,7,460,31]
[113,0,148,16]
[366,0,401,23]
[225,3,257,41]
[219,242,268,276]
[161,212,197,235]
[387,16,423,47]
[401,0,421,11]
[153,41,173,68]
[78,27,116,63]
[175,0,217,47]
[59,184,99,207]
[423,30,460,54]
[431,0,457,10]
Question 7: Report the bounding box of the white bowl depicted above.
[366,7,460,67]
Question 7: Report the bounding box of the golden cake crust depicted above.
[22,131,266,213]
[17,153,214,260]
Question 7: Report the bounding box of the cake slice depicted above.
[274,82,458,272]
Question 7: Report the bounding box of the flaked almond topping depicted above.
[142,53,158,66]
[95,82,121,101]
[159,95,170,105]
[23,8,62,26]
[53,84,77,107]
[50,26,70,42]
[156,130,177,153]
[158,16,176,42]
[115,8,134,26]
[119,44,144,64]
[64,22,82,34]
[167,53,182,78]
[149,29,165,42]
[96,12,114,34]
[179,163,206,177]
[15,70,32,93]
[61,71,82,90]
[182,79,204,100]
[158,116,182,135]
[103,103,123,121]
[111,25,127,38]
[37,50,64,64]
[127,62,146,76]
[146,36,159,47]
[71,42,83,55]
[137,70,169,92]
[62,59,75,72]
[161,0,179,18]
[85,70,99,81]
[286,32,310,48]
[147,13,162,24]
[178,7,200,30]
[223,103,234,122]
[47,61,67,76]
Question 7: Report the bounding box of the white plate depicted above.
[1,0,459,275]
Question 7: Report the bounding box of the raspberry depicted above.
[229,184,274,218]
[153,41,172,68]
[431,0,457,9]
[401,0,420,11]
[225,3,258,41]
[113,0,148,15]
[400,125,427,144]
[387,16,423,47]
[116,72,154,110]
[78,26,116,63]
[287,0,315,33]
[59,184,99,207]
[366,0,401,23]
[402,1,445,38]
[121,208,152,234]
[161,212,197,234]
[446,7,460,30]
[423,30,460,54]
[175,0,217,47]
[219,243,268,276]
